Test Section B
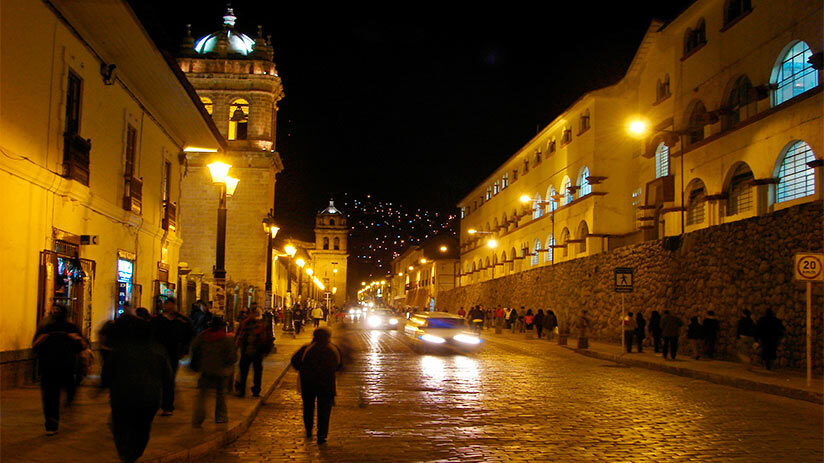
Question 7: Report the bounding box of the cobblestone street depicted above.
[205,329,823,462]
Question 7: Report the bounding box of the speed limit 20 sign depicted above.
[795,253,824,281]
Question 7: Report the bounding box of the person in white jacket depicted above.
[311,306,325,328]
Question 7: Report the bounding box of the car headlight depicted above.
[348,309,355,314]
[419,334,446,344]
[388,318,398,325]
[368,316,382,327]
[453,334,481,345]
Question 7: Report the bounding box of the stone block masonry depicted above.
[438,202,824,371]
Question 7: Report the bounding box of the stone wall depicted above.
[437,202,824,371]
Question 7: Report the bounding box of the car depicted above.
[364,309,401,330]
[403,311,482,353]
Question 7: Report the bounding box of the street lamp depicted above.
[207,161,239,321]
[262,209,279,310]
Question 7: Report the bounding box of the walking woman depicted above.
[648,310,662,353]
[635,312,646,353]
[534,310,546,339]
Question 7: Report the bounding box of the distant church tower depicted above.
[309,200,349,307]
[176,6,284,311]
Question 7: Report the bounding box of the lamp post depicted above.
[262,210,279,311]
[282,244,297,334]
[207,161,238,322]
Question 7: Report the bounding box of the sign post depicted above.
[794,253,823,386]
[615,267,634,351]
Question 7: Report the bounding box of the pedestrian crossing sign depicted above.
[614,267,633,293]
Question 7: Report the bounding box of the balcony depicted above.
[123,176,143,215]
[162,201,177,231]
[62,133,91,186]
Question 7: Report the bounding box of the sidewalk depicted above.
[482,329,824,404]
[0,325,314,463]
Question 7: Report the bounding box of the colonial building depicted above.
[458,0,822,285]
[389,235,459,310]
[309,200,349,307]
[176,7,284,316]
[0,0,222,386]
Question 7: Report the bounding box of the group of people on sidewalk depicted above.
[31,299,275,463]
[456,305,559,339]
[620,309,784,369]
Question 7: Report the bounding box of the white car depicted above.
[404,311,482,352]
[365,309,401,330]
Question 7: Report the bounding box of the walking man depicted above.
[235,306,272,398]
[32,304,84,435]
[150,297,193,416]
[191,316,237,426]
[291,328,342,445]
[660,310,683,360]
[311,305,324,328]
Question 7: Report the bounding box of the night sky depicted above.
[130,0,694,263]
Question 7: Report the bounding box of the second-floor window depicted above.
[683,19,706,57]
[66,72,82,135]
[125,125,137,179]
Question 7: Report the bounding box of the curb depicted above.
[566,346,823,405]
[144,361,293,463]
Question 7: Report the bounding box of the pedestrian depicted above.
[494,306,505,332]
[649,310,662,353]
[311,305,324,328]
[191,300,212,335]
[504,307,512,329]
[735,309,756,365]
[534,309,546,339]
[235,306,272,397]
[577,309,591,348]
[32,304,84,435]
[508,307,518,333]
[101,308,172,463]
[190,316,237,426]
[660,310,683,360]
[544,310,558,341]
[623,312,637,353]
[524,309,535,331]
[457,307,466,318]
[291,328,342,445]
[687,316,704,359]
[755,308,784,370]
[150,297,193,416]
[635,312,646,353]
[293,304,304,334]
[469,305,484,333]
[702,311,720,359]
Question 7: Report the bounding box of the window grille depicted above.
[655,143,670,178]
[776,141,816,202]
[727,165,754,215]
[531,239,541,266]
[578,167,591,197]
[546,235,554,262]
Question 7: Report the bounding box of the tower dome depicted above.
[192,6,256,56]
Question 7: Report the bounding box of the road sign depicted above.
[614,267,633,293]
[795,253,824,281]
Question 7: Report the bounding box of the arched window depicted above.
[485,187,492,201]
[532,193,543,219]
[501,172,509,189]
[329,219,335,226]
[657,74,671,102]
[200,97,213,115]
[577,221,589,254]
[776,141,817,202]
[560,228,570,258]
[333,237,340,250]
[546,234,555,262]
[687,101,707,147]
[683,19,706,56]
[548,138,557,153]
[723,76,754,130]
[546,185,557,213]
[509,247,516,271]
[579,109,591,133]
[531,239,541,266]
[578,167,591,197]
[686,180,707,225]
[562,177,573,205]
[724,0,752,26]
[772,41,819,106]
[493,180,500,195]
[322,237,329,250]
[726,163,754,216]
[228,99,249,140]
[501,251,507,273]
[655,143,670,178]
